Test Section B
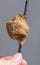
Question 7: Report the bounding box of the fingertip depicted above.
[21,59,28,65]
[13,53,22,59]
[11,53,22,64]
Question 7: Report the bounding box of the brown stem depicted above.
[24,0,29,15]
[18,43,22,53]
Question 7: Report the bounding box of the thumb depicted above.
[11,53,22,65]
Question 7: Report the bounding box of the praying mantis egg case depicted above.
[6,14,29,45]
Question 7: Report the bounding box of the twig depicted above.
[24,0,29,15]
[18,43,22,53]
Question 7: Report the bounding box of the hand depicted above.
[0,53,28,65]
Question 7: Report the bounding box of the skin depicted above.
[0,53,28,65]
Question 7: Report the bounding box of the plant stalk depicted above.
[24,0,29,15]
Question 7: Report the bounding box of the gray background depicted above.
[0,0,40,65]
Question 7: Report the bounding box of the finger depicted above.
[11,53,22,65]
[0,53,22,61]
[1,53,22,60]
[13,53,22,59]
[0,53,22,65]
[20,59,28,65]
[1,56,12,60]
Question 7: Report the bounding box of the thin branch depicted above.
[24,0,29,15]
[18,43,22,53]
